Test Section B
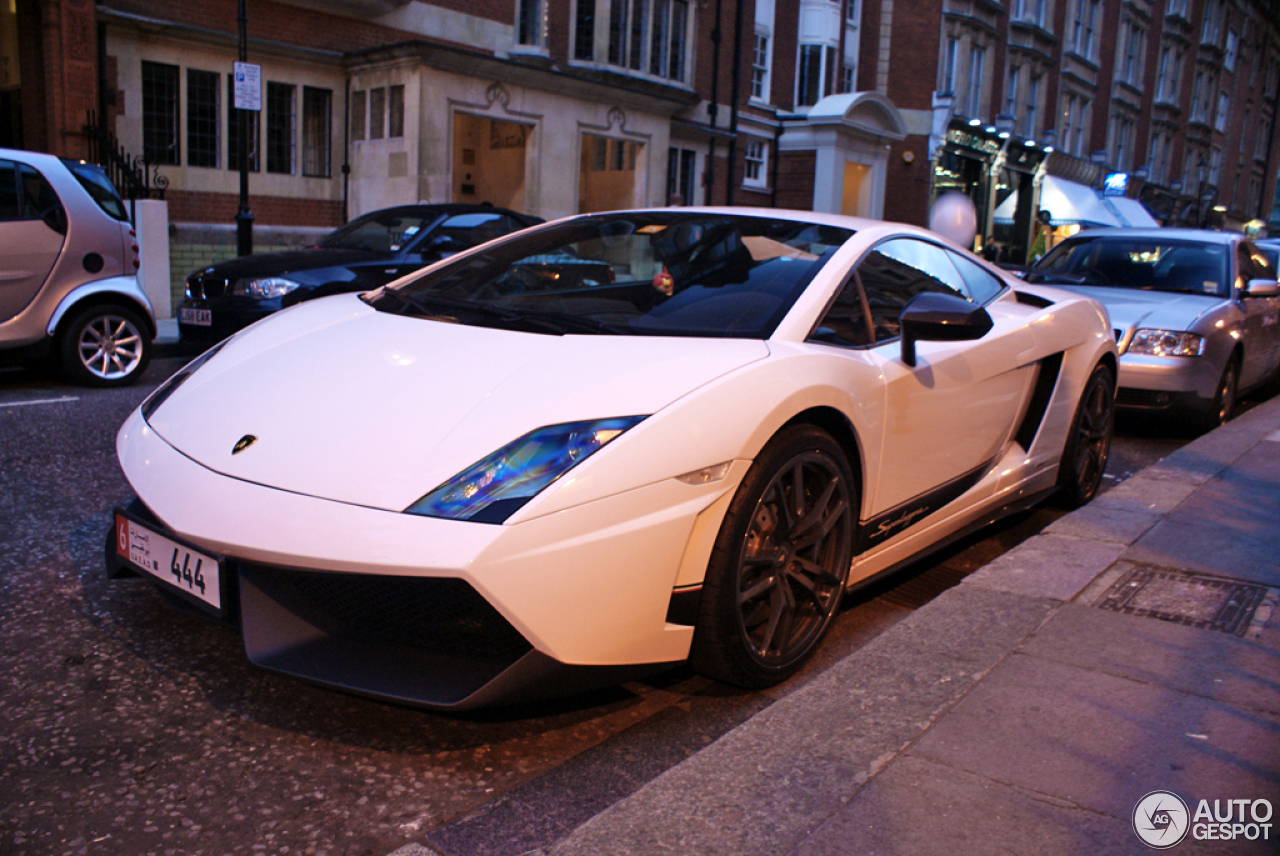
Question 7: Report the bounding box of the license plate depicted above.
[180,307,212,326]
[114,511,222,613]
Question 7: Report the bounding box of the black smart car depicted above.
[177,204,541,346]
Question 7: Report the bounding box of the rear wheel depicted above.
[1056,362,1115,509]
[59,304,152,387]
[690,425,856,689]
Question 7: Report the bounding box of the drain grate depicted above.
[1095,566,1271,636]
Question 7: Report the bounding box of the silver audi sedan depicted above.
[1026,228,1280,432]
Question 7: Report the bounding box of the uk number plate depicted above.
[114,512,222,612]
[179,307,212,326]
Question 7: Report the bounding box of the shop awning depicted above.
[994,175,1124,227]
[1101,196,1160,227]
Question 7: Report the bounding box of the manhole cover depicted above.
[1095,565,1272,636]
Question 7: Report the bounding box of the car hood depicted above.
[1053,285,1220,333]
[145,295,768,512]
[192,248,387,281]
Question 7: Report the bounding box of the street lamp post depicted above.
[235,0,254,256]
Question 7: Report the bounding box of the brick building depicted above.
[3,0,1280,301]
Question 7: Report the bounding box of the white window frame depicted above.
[966,46,985,119]
[743,138,769,189]
[751,30,772,102]
[516,0,549,50]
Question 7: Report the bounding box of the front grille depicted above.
[245,566,532,663]
[1116,388,1173,408]
[186,273,233,300]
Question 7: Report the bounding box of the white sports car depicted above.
[109,208,1117,710]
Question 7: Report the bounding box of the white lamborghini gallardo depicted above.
[109,209,1117,710]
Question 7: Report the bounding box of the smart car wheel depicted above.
[691,425,856,689]
[59,304,152,387]
[1055,362,1115,509]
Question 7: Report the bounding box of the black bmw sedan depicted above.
[177,204,541,346]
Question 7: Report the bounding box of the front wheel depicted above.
[1194,358,1239,435]
[1055,362,1115,509]
[59,304,152,387]
[690,425,856,689]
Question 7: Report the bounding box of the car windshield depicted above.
[61,158,129,222]
[321,210,442,252]
[364,212,854,338]
[1034,236,1230,298]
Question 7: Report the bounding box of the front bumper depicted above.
[1115,352,1221,411]
[113,408,742,709]
[176,298,278,345]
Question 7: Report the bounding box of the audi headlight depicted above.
[1128,329,1206,357]
[406,416,645,524]
[232,276,301,299]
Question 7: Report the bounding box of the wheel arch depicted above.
[49,284,158,344]
[777,405,865,504]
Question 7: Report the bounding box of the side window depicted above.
[433,213,521,253]
[947,249,1007,304]
[18,164,65,232]
[0,161,19,220]
[858,238,968,342]
[810,273,872,347]
[1239,242,1274,288]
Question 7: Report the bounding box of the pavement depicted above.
[386,395,1280,856]
[153,317,184,359]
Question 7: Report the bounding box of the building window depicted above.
[228,77,259,172]
[796,44,825,108]
[667,146,696,204]
[266,82,295,175]
[302,87,331,178]
[1014,0,1044,27]
[1225,30,1238,72]
[965,47,985,120]
[389,85,405,138]
[142,61,180,166]
[840,63,854,94]
[1215,91,1230,133]
[941,37,958,96]
[1201,0,1222,47]
[187,69,220,169]
[846,0,859,25]
[751,32,770,100]
[743,139,768,188]
[1147,131,1167,186]
[575,0,596,60]
[1005,66,1020,119]
[517,0,548,48]
[1070,0,1100,61]
[1118,22,1145,87]
[1155,46,1182,104]
[1061,91,1089,157]
[605,0,688,82]
[369,88,386,140]
[1109,114,1134,171]
[1025,75,1040,137]
[1190,72,1208,123]
[350,90,366,142]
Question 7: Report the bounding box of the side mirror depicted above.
[899,292,994,367]
[1245,278,1280,297]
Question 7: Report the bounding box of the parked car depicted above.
[110,208,1117,710]
[177,203,542,346]
[0,147,154,386]
[1025,229,1280,432]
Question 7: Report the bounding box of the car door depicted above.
[846,238,1035,540]
[1236,240,1280,386]
[0,159,66,323]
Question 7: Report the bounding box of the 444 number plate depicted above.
[114,511,222,613]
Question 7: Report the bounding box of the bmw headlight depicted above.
[406,416,645,524]
[232,276,301,299]
[1128,329,1206,357]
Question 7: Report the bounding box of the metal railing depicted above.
[83,111,168,202]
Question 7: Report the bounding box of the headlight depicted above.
[406,416,645,524]
[1127,329,1206,357]
[232,277,301,299]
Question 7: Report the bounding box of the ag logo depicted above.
[232,434,258,455]
[1134,790,1190,849]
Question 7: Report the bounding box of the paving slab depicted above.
[791,754,1147,856]
[962,533,1124,601]
[546,588,1055,856]
[908,653,1280,829]
[1017,603,1280,717]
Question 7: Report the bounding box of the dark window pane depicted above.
[142,61,180,165]
[18,163,61,219]
[650,0,669,76]
[629,0,648,71]
[228,76,259,172]
[266,82,295,174]
[187,69,220,168]
[669,0,687,80]
[369,88,386,140]
[609,0,627,65]
[388,85,404,138]
[303,87,332,178]
[0,161,19,220]
[575,0,596,60]
[351,90,366,142]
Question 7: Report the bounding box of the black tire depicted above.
[1195,357,1239,435]
[690,425,856,689]
[58,303,152,387]
[1055,362,1115,509]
